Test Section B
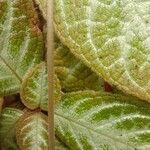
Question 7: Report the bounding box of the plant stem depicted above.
[47,0,55,149]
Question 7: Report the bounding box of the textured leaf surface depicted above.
[54,41,104,92]
[21,62,61,111]
[0,107,23,149]
[0,0,43,96]
[35,0,47,19]
[16,111,48,150]
[54,0,150,102]
[55,91,150,149]
[56,138,69,150]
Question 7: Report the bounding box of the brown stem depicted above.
[47,0,55,149]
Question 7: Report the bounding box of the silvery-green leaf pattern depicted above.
[54,0,150,102]
[16,111,48,150]
[54,41,104,92]
[0,107,23,150]
[0,0,44,96]
[55,91,150,149]
[56,138,69,150]
[21,62,61,111]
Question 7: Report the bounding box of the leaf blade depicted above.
[54,0,150,101]
[0,0,44,96]
[21,62,61,111]
[16,111,48,150]
[55,91,150,149]
[56,137,69,150]
[0,107,23,150]
[54,41,104,92]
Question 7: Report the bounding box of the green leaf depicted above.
[55,91,150,149]
[21,62,61,111]
[0,107,23,150]
[16,111,48,150]
[0,0,44,96]
[35,0,47,19]
[56,138,69,150]
[54,0,150,102]
[54,41,104,92]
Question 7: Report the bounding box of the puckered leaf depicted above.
[55,91,150,149]
[54,41,104,92]
[16,111,48,150]
[0,107,23,150]
[21,62,61,111]
[35,0,47,19]
[54,0,150,102]
[0,0,44,96]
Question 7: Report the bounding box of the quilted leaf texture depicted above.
[54,0,150,102]
[35,0,47,19]
[21,62,61,111]
[0,0,44,96]
[54,41,104,92]
[55,91,150,150]
[16,111,48,150]
[0,107,23,150]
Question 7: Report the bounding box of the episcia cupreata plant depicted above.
[0,0,150,150]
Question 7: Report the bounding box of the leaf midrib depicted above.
[55,112,136,149]
[0,55,22,82]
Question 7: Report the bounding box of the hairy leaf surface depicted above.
[54,41,104,92]
[0,0,44,96]
[55,91,150,149]
[54,0,150,102]
[16,111,48,150]
[21,62,61,111]
[0,107,23,150]
[56,138,69,150]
